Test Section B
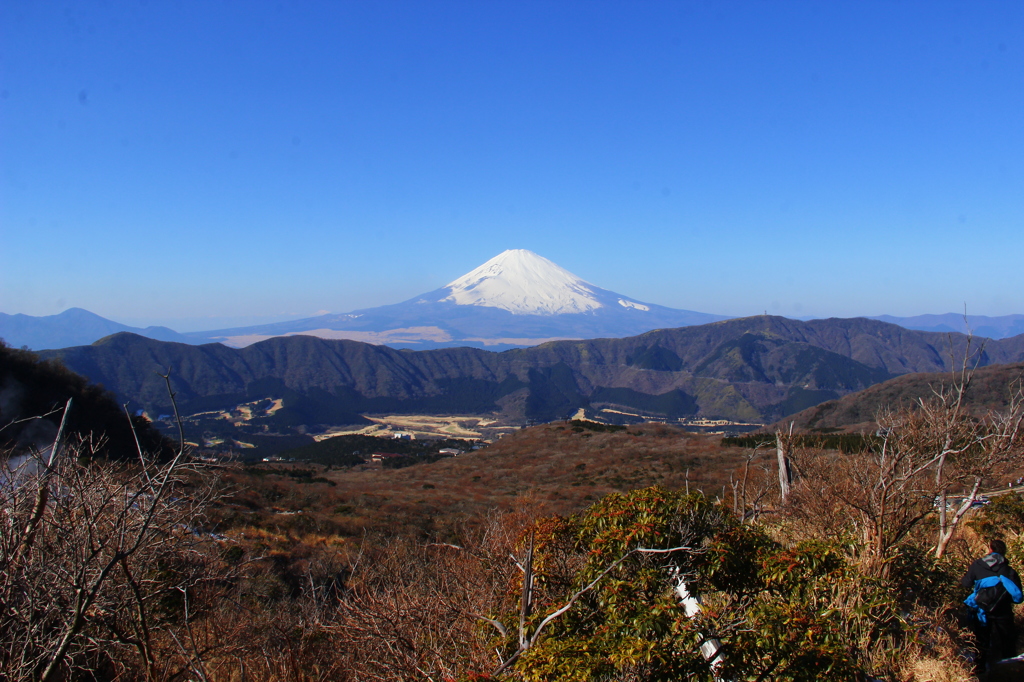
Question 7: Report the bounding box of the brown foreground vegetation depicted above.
[217,422,745,540]
[4,374,1024,681]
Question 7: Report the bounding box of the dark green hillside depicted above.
[273,434,477,467]
[253,377,527,428]
[693,334,891,388]
[40,317,1024,426]
[53,333,513,417]
[261,387,371,427]
[524,363,587,420]
[777,361,1024,431]
[630,315,1024,375]
[0,341,172,458]
[590,386,698,417]
[626,345,683,371]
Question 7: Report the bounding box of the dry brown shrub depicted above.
[0,432,230,681]
[180,505,537,681]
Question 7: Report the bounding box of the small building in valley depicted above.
[370,452,404,463]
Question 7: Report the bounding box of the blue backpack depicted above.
[965,574,1024,624]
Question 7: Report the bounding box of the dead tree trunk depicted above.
[776,424,794,503]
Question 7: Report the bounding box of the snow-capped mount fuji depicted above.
[439,249,665,316]
[185,250,727,349]
[442,249,606,314]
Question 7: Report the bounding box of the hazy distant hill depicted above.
[0,308,189,350]
[870,313,1024,340]
[776,361,1024,432]
[1,251,725,352]
[41,316,1024,425]
[8,254,1023,352]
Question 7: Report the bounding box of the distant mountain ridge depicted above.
[41,316,1024,426]
[181,249,727,349]
[0,308,189,350]
[868,313,1024,340]
[1,251,728,351]
[4,251,1024,351]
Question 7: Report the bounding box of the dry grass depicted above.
[202,423,752,582]
[309,422,748,539]
[909,657,973,682]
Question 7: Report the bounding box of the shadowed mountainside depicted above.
[775,361,1024,432]
[0,342,173,458]
[41,316,1024,425]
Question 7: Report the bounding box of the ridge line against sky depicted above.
[1,1,1022,332]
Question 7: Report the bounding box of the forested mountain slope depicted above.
[776,361,1024,432]
[0,342,172,458]
[42,316,1024,425]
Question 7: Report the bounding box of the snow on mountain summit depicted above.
[120,248,725,349]
[442,249,604,315]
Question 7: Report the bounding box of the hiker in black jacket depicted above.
[961,539,1023,671]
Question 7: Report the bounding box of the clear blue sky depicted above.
[2,1,1021,331]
